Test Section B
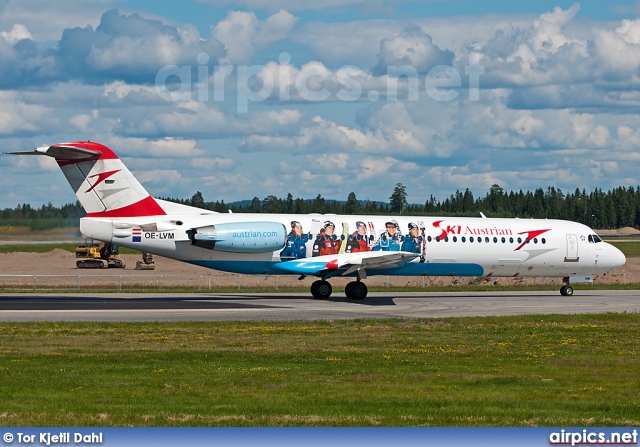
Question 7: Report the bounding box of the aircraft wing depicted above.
[272,251,420,278]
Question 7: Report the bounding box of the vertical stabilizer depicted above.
[10,141,166,218]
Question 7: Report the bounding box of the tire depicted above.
[560,285,574,296]
[311,280,332,299]
[344,281,355,298]
[345,281,368,300]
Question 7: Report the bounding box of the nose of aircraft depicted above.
[603,243,626,271]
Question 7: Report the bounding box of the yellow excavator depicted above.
[75,241,126,269]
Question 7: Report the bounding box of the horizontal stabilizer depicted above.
[5,144,102,160]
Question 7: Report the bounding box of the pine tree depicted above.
[345,192,360,214]
[389,183,407,214]
[190,191,205,209]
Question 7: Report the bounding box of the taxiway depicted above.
[0,290,638,322]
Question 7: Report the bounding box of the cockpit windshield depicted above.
[588,234,603,243]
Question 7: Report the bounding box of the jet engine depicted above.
[187,221,286,253]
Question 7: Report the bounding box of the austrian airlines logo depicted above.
[514,229,551,250]
[432,220,550,251]
[85,169,121,193]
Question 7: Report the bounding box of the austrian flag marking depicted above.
[132,228,142,243]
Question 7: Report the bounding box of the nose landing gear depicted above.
[560,277,574,296]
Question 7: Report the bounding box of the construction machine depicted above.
[135,251,155,270]
[75,242,126,269]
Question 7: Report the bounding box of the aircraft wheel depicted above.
[560,285,574,296]
[311,280,332,299]
[345,281,368,300]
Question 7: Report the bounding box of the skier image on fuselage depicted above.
[345,221,372,253]
[312,220,344,256]
[280,220,311,261]
[401,222,423,255]
[373,221,403,251]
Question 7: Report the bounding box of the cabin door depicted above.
[565,234,579,261]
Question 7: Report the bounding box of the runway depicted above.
[0,290,639,322]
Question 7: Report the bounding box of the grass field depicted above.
[608,240,640,258]
[0,243,140,255]
[1,314,639,427]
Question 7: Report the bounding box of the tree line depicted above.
[0,201,85,230]
[163,184,640,229]
[3,184,640,230]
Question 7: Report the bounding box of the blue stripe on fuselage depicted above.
[186,260,485,277]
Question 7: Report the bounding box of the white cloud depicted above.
[5,3,640,208]
[0,91,58,134]
[593,19,640,75]
[105,136,206,158]
[190,157,237,170]
[373,30,454,75]
[133,169,183,185]
[1,24,32,45]
[119,101,301,138]
[212,10,297,65]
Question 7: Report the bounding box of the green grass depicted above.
[608,240,640,258]
[1,314,639,426]
[0,243,140,255]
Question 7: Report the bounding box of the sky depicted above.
[1,0,640,209]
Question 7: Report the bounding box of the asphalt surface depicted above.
[0,290,639,321]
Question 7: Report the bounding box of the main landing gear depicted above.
[560,277,574,296]
[310,280,368,300]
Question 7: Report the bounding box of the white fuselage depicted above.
[80,212,626,279]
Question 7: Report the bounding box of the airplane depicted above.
[7,141,626,299]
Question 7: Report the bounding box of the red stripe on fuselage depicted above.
[85,196,166,218]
